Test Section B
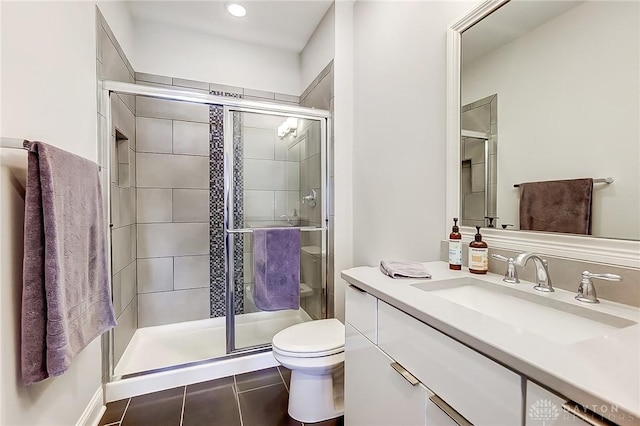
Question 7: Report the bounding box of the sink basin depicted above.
[412,278,636,344]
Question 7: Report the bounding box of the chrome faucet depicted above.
[279,215,294,226]
[279,209,299,226]
[575,271,622,304]
[514,253,553,292]
[280,214,291,226]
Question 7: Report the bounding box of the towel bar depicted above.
[513,177,613,188]
[0,137,28,150]
[1,138,103,172]
[226,227,325,234]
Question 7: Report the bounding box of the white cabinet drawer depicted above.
[345,284,377,343]
[526,381,591,426]
[378,301,522,426]
[345,323,428,426]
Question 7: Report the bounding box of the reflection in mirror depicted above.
[460,1,639,240]
[460,94,498,228]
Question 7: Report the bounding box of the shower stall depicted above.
[101,81,330,390]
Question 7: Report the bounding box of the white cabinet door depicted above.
[345,323,428,426]
[526,381,591,426]
[378,300,523,426]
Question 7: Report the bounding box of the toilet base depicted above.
[288,365,344,423]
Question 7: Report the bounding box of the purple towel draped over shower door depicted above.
[253,228,301,311]
[21,141,116,385]
[519,178,594,235]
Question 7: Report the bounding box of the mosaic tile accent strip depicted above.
[209,103,226,318]
[209,91,244,318]
[232,111,245,315]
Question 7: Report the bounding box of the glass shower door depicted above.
[224,108,327,352]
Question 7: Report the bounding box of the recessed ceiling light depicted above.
[227,3,247,18]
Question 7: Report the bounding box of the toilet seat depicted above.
[273,345,343,358]
[272,319,344,358]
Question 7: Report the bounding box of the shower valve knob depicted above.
[302,189,317,208]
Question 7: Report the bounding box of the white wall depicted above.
[0,2,102,424]
[332,0,354,321]
[1,2,99,161]
[462,1,640,240]
[97,1,136,66]
[301,3,335,91]
[134,19,301,95]
[352,1,477,267]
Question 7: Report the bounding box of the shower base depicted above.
[114,309,312,377]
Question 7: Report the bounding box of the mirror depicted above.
[459,0,639,240]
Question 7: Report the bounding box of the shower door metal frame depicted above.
[223,106,329,353]
[100,80,331,381]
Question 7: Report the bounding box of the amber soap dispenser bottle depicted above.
[448,218,462,270]
[468,226,488,274]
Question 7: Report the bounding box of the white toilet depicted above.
[272,318,345,423]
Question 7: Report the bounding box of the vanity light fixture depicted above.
[278,117,298,139]
[226,3,247,18]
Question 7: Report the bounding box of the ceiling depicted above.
[462,1,584,64]
[127,0,334,52]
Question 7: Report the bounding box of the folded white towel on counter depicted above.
[380,260,431,279]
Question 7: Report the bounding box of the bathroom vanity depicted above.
[342,262,640,426]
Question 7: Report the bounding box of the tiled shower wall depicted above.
[96,9,138,365]
[242,114,301,228]
[133,77,211,327]
[296,120,323,228]
[461,94,497,228]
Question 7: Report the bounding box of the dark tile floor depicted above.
[99,366,344,426]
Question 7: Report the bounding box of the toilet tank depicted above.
[301,246,323,288]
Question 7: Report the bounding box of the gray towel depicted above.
[519,178,593,235]
[253,228,300,311]
[380,260,431,279]
[22,141,116,385]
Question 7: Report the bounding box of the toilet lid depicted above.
[272,319,344,357]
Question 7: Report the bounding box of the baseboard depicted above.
[76,387,105,426]
[105,350,278,402]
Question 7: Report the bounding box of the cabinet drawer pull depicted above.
[429,395,473,426]
[390,362,419,386]
[349,284,366,293]
[561,402,610,426]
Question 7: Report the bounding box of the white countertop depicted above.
[341,261,640,426]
